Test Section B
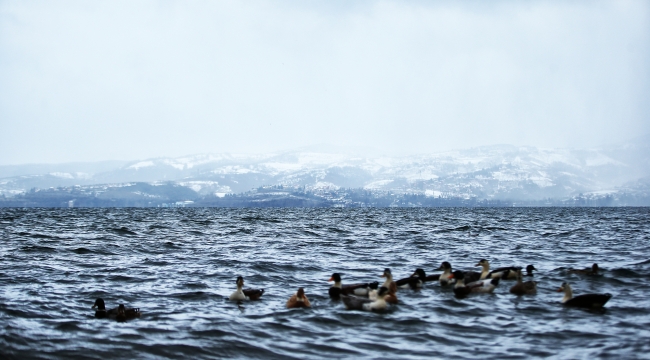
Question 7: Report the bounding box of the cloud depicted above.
[0,0,648,164]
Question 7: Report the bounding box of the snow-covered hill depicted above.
[1,137,648,201]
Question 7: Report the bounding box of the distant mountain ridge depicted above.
[1,138,648,205]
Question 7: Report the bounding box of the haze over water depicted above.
[1,207,649,359]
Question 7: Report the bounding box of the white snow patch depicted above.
[211,166,254,174]
[128,161,155,170]
[75,172,92,179]
[312,182,339,190]
[1,189,25,196]
[586,190,617,195]
[188,184,202,192]
[364,180,394,189]
[492,172,520,181]
[529,171,553,187]
[49,172,74,179]
[530,177,554,187]
[262,162,306,173]
[425,190,442,197]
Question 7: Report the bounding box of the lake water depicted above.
[1,207,649,359]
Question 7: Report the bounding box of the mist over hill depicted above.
[1,137,649,207]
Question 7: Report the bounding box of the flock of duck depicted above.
[92,260,611,320]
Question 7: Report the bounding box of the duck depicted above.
[450,271,471,298]
[488,261,525,280]
[557,282,611,308]
[436,261,454,286]
[472,276,501,293]
[509,269,537,295]
[342,286,390,312]
[286,288,311,309]
[568,263,600,276]
[463,259,492,283]
[92,298,140,320]
[395,268,427,290]
[369,268,398,304]
[328,273,379,299]
[92,298,113,318]
[115,304,141,322]
[449,270,500,298]
[469,259,519,281]
[462,269,483,284]
[229,276,265,301]
[523,265,537,277]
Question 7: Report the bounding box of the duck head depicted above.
[525,265,537,275]
[592,263,599,273]
[557,282,573,301]
[296,287,306,300]
[382,268,393,279]
[236,276,244,287]
[329,273,342,283]
[475,259,489,267]
[557,282,574,295]
[92,298,106,310]
[411,268,426,280]
[437,262,452,271]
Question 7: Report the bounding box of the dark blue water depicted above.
[1,208,649,359]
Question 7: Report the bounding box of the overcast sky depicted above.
[0,0,648,165]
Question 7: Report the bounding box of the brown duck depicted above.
[509,269,537,295]
[286,288,311,309]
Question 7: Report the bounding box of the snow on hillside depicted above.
[1,139,648,201]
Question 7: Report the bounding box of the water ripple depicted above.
[1,207,649,359]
